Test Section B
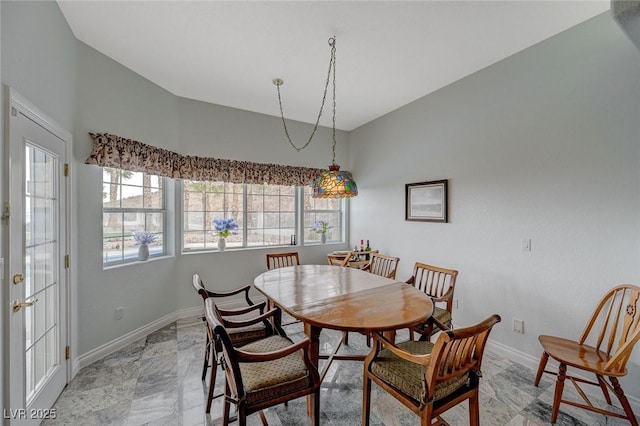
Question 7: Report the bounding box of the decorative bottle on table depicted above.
[365,240,371,260]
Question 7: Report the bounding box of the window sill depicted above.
[103,254,175,271]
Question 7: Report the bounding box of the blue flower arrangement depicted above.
[311,220,331,235]
[213,218,238,238]
[133,231,157,245]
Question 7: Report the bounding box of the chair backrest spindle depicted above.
[266,252,300,270]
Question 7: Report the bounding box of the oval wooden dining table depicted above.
[253,264,434,416]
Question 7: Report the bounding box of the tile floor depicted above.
[42,317,638,425]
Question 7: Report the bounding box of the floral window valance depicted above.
[85,133,326,186]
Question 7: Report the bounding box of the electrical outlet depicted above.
[454,299,459,310]
[115,307,124,320]
[513,319,524,334]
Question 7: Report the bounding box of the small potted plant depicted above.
[311,220,331,244]
[212,218,238,251]
[133,231,157,261]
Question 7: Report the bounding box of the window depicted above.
[102,168,166,265]
[303,186,343,243]
[183,180,344,251]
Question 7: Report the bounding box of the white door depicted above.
[8,90,70,425]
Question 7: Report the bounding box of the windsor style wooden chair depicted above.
[534,284,640,425]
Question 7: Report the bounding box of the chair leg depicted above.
[551,363,567,423]
[205,356,218,413]
[312,389,320,426]
[202,332,210,381]
[420,406,433,426]
[362,375,372,426]
[596,374,612,405]
[258,410,268,426]
[469,390,480,426]
[223,389,231,426]
[238,410,247,426]
[610,377,639,426]
[534,351,549,386]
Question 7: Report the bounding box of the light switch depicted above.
[521,239,531,251]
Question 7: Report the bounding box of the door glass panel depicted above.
[24,144,59,404]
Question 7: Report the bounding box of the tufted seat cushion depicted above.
[370,340,469,403]
[229,323,269,347]
[431,307,452,326]
[237,336,311,405]
[413,306,452,336]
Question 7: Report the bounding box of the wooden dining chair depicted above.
[363,314,501,426]
[363,252,400,279]
[205,298,321,426]
[192,274,275,413]
[406,262,459,341]
[266,252,300,270]
[534,284,640,425]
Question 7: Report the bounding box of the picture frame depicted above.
[405,179,448,222]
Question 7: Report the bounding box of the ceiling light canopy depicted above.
[273,36,358,199]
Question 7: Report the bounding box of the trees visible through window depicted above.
[183,181,343,251]
[103,168,165,265]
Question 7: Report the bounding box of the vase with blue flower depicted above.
[133,231,157,261]
[213,218,238,251]
[311,220,331,244]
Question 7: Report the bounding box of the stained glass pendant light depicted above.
[273,36,358,198]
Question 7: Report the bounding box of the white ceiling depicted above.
[57,1,610,131]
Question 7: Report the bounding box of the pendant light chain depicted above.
[274,37,337,152]
[331,36,337,165]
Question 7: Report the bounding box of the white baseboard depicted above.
[75,306,202,370]
[487,339,640,414]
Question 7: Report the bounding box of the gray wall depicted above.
[350,11,640,401]
[1,1,77,416]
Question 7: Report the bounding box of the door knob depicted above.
[12,298,38,313]
[13,273,24,285]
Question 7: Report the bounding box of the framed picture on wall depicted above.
[405,179,448,222]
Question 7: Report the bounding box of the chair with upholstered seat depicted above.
[362,314,501,426]
[192,274,275,413]
[266,252,300,270]
[406,262,458,341]
[205,298,321,426]
[534,284,640,425]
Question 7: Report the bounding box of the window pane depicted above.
[102,169,166,265]
[303,187,343,243]
[185,212,204,231]
[120,184,143,208]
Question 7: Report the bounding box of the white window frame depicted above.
[102,168,167,266]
